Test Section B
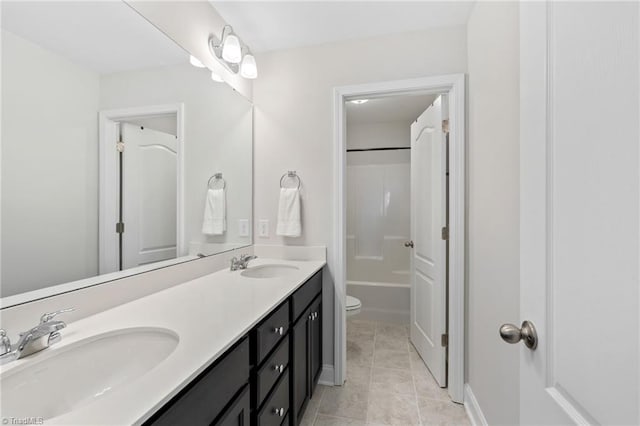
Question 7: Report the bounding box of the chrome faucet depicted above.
[0,308,74,364]
[230,254,258,271]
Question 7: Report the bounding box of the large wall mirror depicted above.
[1,1,253,304]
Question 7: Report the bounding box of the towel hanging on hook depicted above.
[202,172,226,235]
[277,171,301,237]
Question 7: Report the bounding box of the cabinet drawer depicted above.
[291,270,322,322]
[148,337,250,426]
[257,370,290,426]
[254,300,290,365]
[256,335,290,406]
[216,384,250,426]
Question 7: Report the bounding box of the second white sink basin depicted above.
[241,264,300,279]
[1,327,178,421]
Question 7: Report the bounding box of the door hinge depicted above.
[115,222,125,234]
[441,334,448,347]
[116,142,125,152]
[441,226,449,241]
[442,119,449,134]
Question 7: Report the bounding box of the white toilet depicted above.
[346,295,362,317]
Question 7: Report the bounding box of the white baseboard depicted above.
[464,384,488,426]
[318,364,335,386]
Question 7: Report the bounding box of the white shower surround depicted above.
[345,122,411,323]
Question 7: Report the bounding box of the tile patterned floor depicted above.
[301,319,471,426]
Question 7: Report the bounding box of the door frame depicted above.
[98,103,185,274]
[332,74,465,403]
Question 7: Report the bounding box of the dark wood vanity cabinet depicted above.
[309,297,323,387]
[144,269,322,426]
[291,273,323,426]
[218,386,251,426]
[145,337,250,426]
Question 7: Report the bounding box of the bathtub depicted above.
[347,280,410,324]
[346,235,410,324]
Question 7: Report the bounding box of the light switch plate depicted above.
[258,219,269,238]
[238,219,249,237]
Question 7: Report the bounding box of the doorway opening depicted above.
[98,104,185,275]
[333,75,465,404]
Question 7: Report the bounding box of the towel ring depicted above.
[280,171,301,190]
[208,173,226,190]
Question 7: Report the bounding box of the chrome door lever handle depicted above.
[499,320,538,350]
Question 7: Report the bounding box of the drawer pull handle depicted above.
[273,326,284,335]
[273,364,285,373]
[273,407,285,417]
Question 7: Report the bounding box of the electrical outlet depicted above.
[238,219,249,237]
[258,219,269,238]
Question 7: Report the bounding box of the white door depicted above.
[409,96,447,386]
[122,123,178,269]
[517,2,639,424]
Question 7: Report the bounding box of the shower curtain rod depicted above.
[346,146,411,152]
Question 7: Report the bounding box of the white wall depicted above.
[253,26,467,367]
[346,121,410,150]
[1,30,100,296]
[127,114,177,136]
[99,63,253,255]
[466,2,520,424]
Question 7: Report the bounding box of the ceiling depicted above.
[212,1,474,53]
[1,1,188,74]
[346,94,438,124]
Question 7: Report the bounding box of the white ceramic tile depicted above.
[373,348,411,370]
[367,389,421,425]
[417,397,471,426]
[370,367,415,395]
[341,320,470,426]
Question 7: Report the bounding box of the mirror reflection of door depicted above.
[1,0,254,302]
[120,122,178,269]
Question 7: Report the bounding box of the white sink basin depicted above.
[1,327,178,420]
[241,264,300,278]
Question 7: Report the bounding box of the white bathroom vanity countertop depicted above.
[0,257,326,425]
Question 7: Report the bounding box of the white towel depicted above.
[202,188,226,235]
[276,188,301,237]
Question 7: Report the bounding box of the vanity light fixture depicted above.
[349,99,369,104]
[209,25,258,79]
[222,33,242,64]
[189,55,205,68]
[240,51,258,79]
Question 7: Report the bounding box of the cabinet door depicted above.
[291,306,311,425]
[309,297,322,392]
[216,385,250,426]
[147,338,249,426]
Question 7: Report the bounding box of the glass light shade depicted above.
[222,34,242,64]
[210,71,224,82]
[189,55,205,68]
[240,54,258,79]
